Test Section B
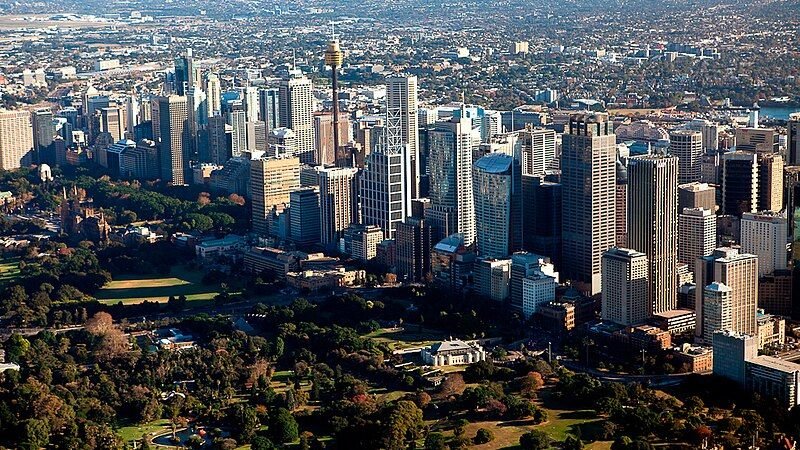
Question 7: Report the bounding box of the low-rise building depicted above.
[286,268,366,291]
[243,247,304,278]
[746,356,800,409]
[421,339,487,366]
[653,309,696,334]
[673,344,713,373]
[195,235,246,260]
[757,310,786,349]
[536,302,575,332]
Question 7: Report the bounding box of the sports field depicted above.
[0,257,21,285]
[95,266,221,305]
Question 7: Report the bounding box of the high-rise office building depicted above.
[522,175,562,265]
[279,70,315,164]
[520,126,556,176]
[174,48,194,96]
[789,113,800,166]
[259,88,280,133]
[758,153,783,212]
[319,167,359,247]
[721,151,758,217]
[735,127,777,154]
[712,330,758,387]
[428,113,476,246]
[204,115,229,164]
[509,252,558,313]
[360,130,410,240]
[601,248,649,326]
[561,113,616,296]
[250,157,300,236]
[473,152,519,258]
[204,72,222,117]
[669,130,703,184]
[32,109,55,164]
[125,95,140,136]
[684,118,719,152]
[288,187,321,247]
[678,207,716,267]
[474,258,511,302]
[186,87,208,158]
[0,110,34,170]
[314,113,351,166]
[695,247,759,342]
[628,154,679,315]
[244,86,260,123]
[152,95,190,185]
[386,75,420,198]
[678,182,716,213]
[740,212,788,277]
[246,121,268,153]
[227,110,247,157]
[395,217,433,282]
[100,106,125,142]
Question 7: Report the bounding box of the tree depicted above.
[383,400,424,450]
[251,436,277,450]
[22,419,50,449]
[562,435,584,450]
[5,333,30,362]
[269,408,298,443]
[519,430,551,450]
[85,311,114,335]
[438,373,466,398]
[519,371,545,398]
[474,428,495,444]
[233,405,260,444]
[424,433,447,450]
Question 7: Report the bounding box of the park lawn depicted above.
[0,257,21,285]
[365,327,447,351]
[116,418,171,443]
[95,265,222,304]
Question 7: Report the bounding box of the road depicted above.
[561,360,709,387]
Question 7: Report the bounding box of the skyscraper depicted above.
[250,156,300,236]
[244,86,260,123]
[678,207,716,267]
[174,48,194,96]
[386,75,420,198]
[740,212,788,277]
[204,72,222,117]
[678,182,716,213]
[152,95,190,185]
[758,153,783,212]
[279,70,315,164]
[100,107,125,142]
[601,248,649,326]
[360,126,410,240]
[32,109,55,164]
[669,130,703,184]
[721,151,758,217]
[227,110,247,157]
[615,160,628,248]
[319,167,359,247]
[473,152,518,258]
[204,115,229,165]
[314,113,351,166]
[0,110,34,170]
[628,154,679,315]
[789,113,800,166]
[288,187,321,247]
[520,126,556,176]
[259,88,280,133]
[695,247,759,342]
[395,217,433,282]
[427,113,476,246]
[561,113,616,295]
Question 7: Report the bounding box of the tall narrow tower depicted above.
[324,30,345,166]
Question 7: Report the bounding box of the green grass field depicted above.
[95,266,222,305]
[0,257,21,285]
[365,327,447,351]
[116,419,171,443]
